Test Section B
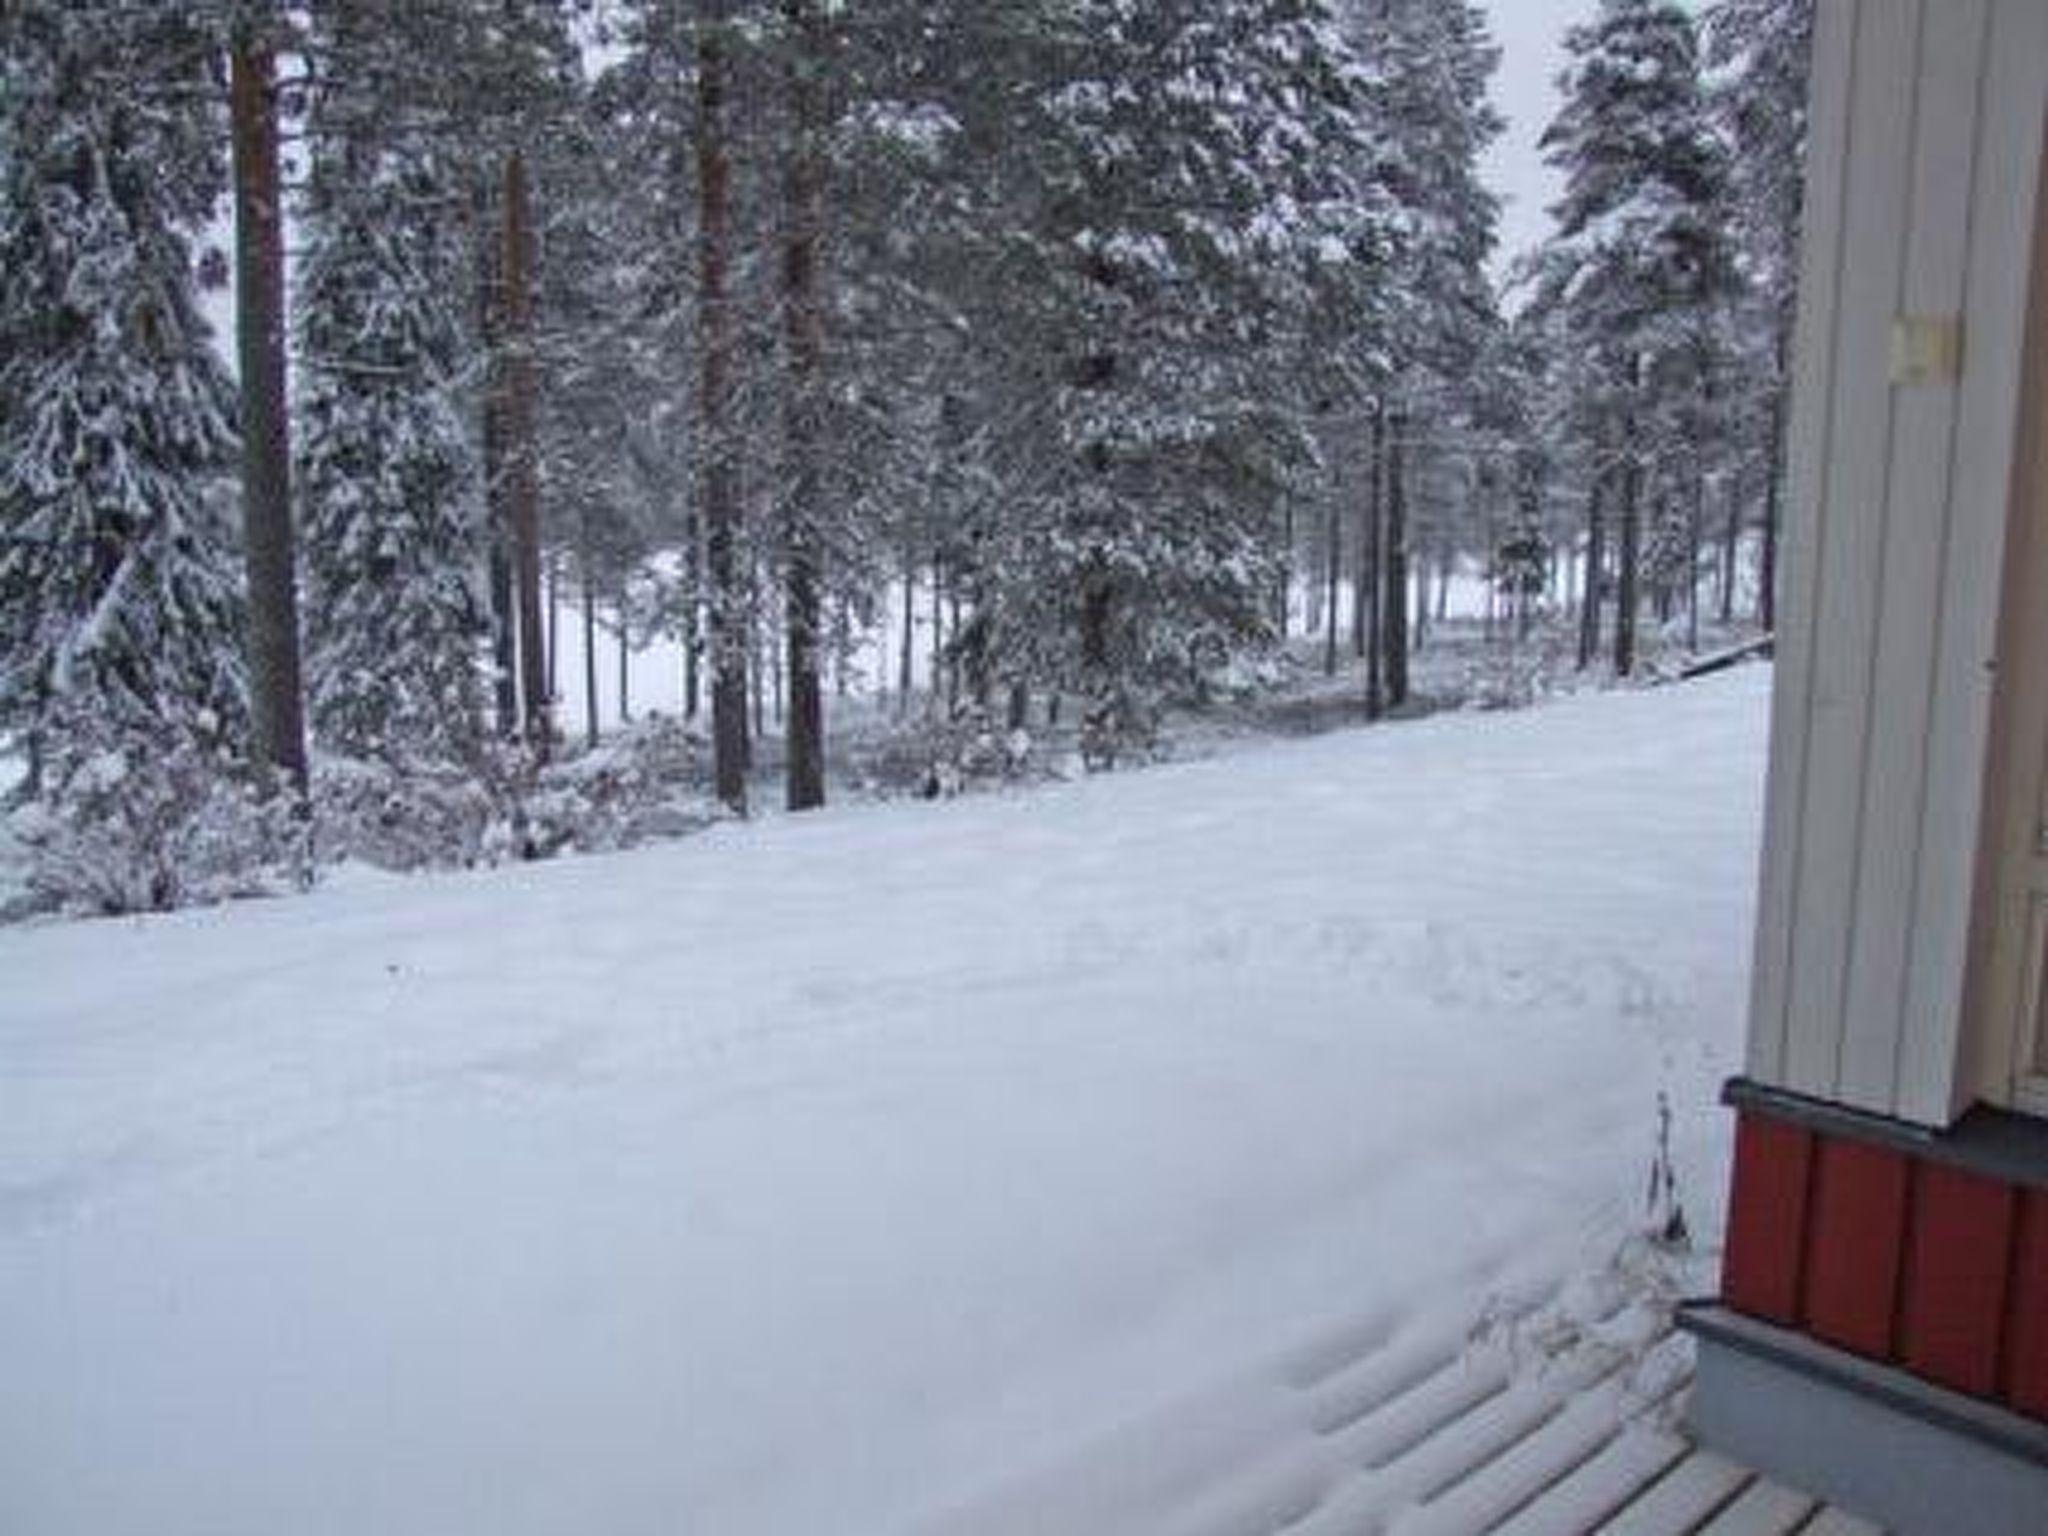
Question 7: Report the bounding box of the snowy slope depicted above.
[0,670,1769,1536]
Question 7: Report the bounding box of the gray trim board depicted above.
[1683,1305,2048,1536]
[1724,1075,2048,1189]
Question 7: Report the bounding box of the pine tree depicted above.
[1346,0,1502,707]
[0,3,246,792]
[1707,0,1812,632]
[1537,0,1734,676]
[231,8,308,787]
[295,1,488,767]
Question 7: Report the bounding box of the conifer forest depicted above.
[0,0,1812,914]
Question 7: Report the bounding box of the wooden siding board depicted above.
[1900,1161,2016,1396]
[1783,0,1922,1108]
[1802,1136,1911,1358]
[2004,1188,2048,1417]
[1724,1115,1816,1325]
[1748,0,1860,1092]
[1908,0,2048,1123]
[1841,0,1989,1115]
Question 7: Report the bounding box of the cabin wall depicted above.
[1747,0,2048,1127]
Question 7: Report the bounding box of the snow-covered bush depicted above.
[512,715,718,857]
[314,716,719,873]
[14,717,304,916]
[312,755,501,872]
[843,707,1046,799]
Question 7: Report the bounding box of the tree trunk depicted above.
[682,509,701,721]
[898,557,914,710]
[1687,461,1704,653]
[1614,440,1642,678]
[1277,505,1293,638]
[1383,407,1409,708]
[1719,466,1741,625]
[1761,320,1790,634]
[617,582,632,724]
[231,35,306,787]
[475,182,519,740]
[1578,467,1606,671]
[697,3,747,812]
[547,550,561,702]
[928,553,943,714]
[780,0,826,810]
[502,150,548,756]
[1322,492,1342,678]
[582,557,599,749]
[1365,402,1384,718]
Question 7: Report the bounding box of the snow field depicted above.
[0,668,1770,1535]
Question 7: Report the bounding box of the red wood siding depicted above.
[1803,1138,1910,1357]
[2006,1190,2048,1417]
[1722,1105,2048,1424]
[1900,1163,2015,1396]
[1723,1116,1814,1323]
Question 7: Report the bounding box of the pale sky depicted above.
[1480,0,1595,283]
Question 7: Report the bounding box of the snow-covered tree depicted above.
[1536,0,1734,675]
[1707,0,1812,630]
[0,3,246,794]
[295,2,489,767]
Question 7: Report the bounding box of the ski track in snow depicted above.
[0,670,1768,1536]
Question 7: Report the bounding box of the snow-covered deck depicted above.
[913,1269,1880,1536]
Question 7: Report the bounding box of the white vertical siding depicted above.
[1745,0,2048,1125]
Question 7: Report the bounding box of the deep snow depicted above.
[0,669,1769,1536]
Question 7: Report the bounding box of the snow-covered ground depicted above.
[0,669,1769,1536]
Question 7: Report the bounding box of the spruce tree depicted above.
[1707,0,1812,632]
[1537,0,1734,675]
[295,2,489,767]
[0,3,246,791]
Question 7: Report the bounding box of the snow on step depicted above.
[1484,1424,1690,1536]
[1594,1449,1753,1535]
[1690,1477,1816,1535]
[1801,1509,1886,1536]
[1387,1369,1679,1536]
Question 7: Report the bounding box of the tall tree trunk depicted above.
[1383,407,1409,708]
[231,34,306,787]
[582,555,599,748]
[1352,416,1373,662]
[1687,460,1704,653]
[780,0,826,809]
[547,550,561,702]
[1322,494,1342,678]
[1578,467,1606,671]
[898,558,914,710]
[697,3,747,812]
[1614,437,1642,678]
[1276,505,1293,638]
[682,510,701,720]
[502,150,548,756]
[1364,402,1384,717]
[928,553,943,713]
[477,181,518,737]
[617,582,632,724]
[1719,466,1741,624]
[1760,318,1790,634]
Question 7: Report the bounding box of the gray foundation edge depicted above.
[1681,1305,2048,1536]
[1722,1076,2048,1191]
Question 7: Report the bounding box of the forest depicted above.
[0,0,1811,913]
